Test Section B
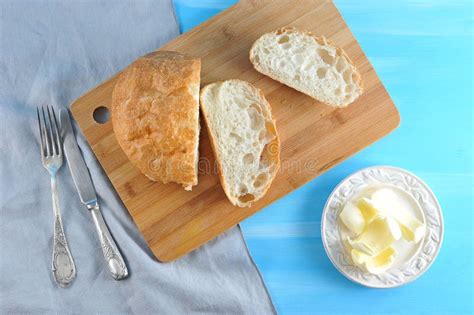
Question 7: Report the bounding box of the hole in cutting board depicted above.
[93,106,110,124]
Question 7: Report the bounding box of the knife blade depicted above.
[60,110,97,206]
[59,109,128,280]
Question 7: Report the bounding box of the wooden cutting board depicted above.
[71,0,399,262]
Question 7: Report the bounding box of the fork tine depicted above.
[41,106,52,156]
[39,106,50,157]
[36,107,46,156]
[46,106,57,155]
[47,106,58,155]
[50,106,62,156]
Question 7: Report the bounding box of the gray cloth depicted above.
[0,1,275,313]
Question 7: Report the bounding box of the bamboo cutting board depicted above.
[71,0,399,261]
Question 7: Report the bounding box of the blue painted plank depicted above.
[173,1,473,313]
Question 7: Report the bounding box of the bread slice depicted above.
[111,51,200,190]
[200,80,280,207]
[250,27,363,107]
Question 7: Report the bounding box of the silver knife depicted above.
[59,109,128,280]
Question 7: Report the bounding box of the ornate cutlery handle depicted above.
[88,202,128,280]
[51,177,76,287]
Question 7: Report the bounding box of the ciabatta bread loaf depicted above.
[200,80,280,207]
[250,27,363,107]
[111,51,201,190]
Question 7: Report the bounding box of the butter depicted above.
[356,197,378,222]
[351,246,397,274]
[338,186,426,274]
[371,188,426,243]
[339,202,365,235]
[348,216,401,256]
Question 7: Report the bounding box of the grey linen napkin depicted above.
[0,1,275,313]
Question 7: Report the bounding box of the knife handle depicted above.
[88,202,128,280]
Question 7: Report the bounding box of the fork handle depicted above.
[88,202,128,280]
[51,177,76,288]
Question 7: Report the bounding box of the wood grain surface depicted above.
[70,0,399,262]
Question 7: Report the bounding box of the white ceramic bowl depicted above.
[321,166,443,288]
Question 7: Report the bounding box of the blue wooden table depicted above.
[174,1,473,313]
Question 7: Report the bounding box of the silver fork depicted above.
[37,106,76,288]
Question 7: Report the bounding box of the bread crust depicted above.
[111,51,201,190]
[200,80,280,207]
[249,27,363,107]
